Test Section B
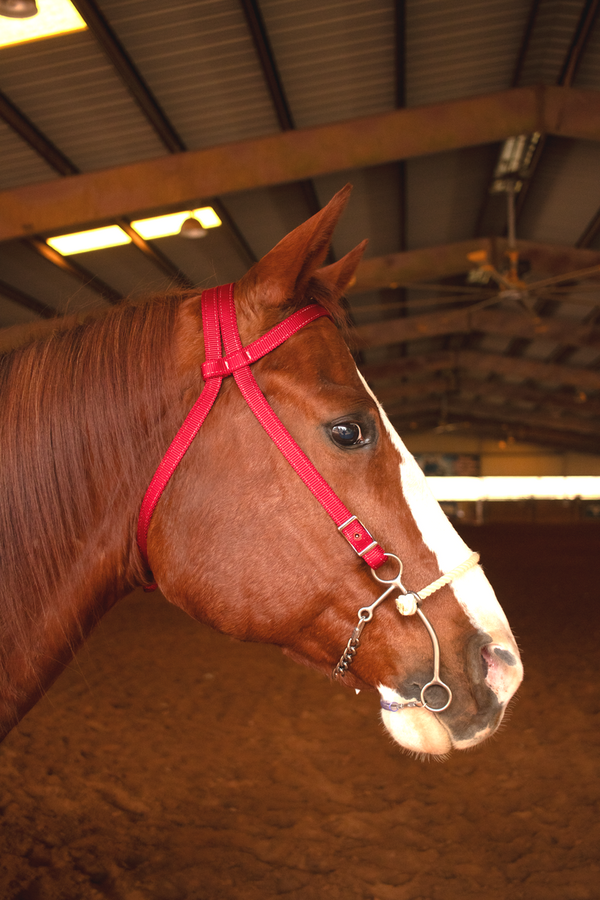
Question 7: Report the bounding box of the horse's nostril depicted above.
[493,646,517,666]
[480,641,523,703]
[481,648,489,678]
[482,642,517,673]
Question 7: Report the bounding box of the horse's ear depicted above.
[316,239,368,298]
[237,184,353,310]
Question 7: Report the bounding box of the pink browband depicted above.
[137,283,386,588]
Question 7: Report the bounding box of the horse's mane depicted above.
[0,273,349,670]
[0,291,196,661]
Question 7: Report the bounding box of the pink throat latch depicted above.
[137,284,386,589]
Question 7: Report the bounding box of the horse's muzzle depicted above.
[380,628,522,754]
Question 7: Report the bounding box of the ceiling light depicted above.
[0,0,38,18]
[490,132,541,194]
[0,0,86,48]
[194,207,221,229]
[427,476,600,501]
[131,207,221,240]
[179,217,207,239]
[46,225,131,255]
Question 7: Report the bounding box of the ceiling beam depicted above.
[388,406,600,454]
[350,238,600,292]
[375,375,600,417]
[353,303,600,352]
[577,206,600,248]
[512,0,600,220]
[385,396,600,439]
[1,85,598,243]
[0,89,194,295]
[361,348,600,393]
[72,1,255,264]
[446,400,600,439]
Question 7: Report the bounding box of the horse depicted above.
[0,186,522,757]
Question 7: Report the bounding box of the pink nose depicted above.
[482,643,523,704]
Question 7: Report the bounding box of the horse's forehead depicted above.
[297,319,358,375]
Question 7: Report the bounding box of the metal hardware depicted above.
[380,699,423,711]
[415,606,453,712]
[333,551,478,714]
[337,514,358,532]
[358,540,378,558]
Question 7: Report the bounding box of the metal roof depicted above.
[1,0,600,454]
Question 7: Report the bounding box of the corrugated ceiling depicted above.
[0,0,599,454]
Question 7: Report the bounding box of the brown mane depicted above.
[0,291,196,668]
[0,269,349,679]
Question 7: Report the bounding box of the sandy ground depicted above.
[0,523,598,900]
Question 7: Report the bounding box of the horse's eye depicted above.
[331,422,363,447]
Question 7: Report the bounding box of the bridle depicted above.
[137,284,479,714]
[332,550,479,712]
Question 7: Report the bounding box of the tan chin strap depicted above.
[395,551,480,616]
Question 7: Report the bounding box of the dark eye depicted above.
[331,422,363,447]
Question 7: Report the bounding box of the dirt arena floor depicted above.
[0,522,598,900]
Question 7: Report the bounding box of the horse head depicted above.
[148,186,523,757]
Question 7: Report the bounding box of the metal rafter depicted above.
[69,0,184,154]
[71,0,256,265]
[237,0,323,221]
[0,92,192,303]
[353,305,600,353]
[360,349,600,393]
[115,219,193,289]
[238,0,293,131]
[388,407,600,454]
[0,91,78,177]
[386,398,600,441]
[0,94,117,315]
[374,375,600,418]
[27,238,122,305]
[513,0,600,225]
[474,0,541,237]
[0,279,56,319]
[577,203,600,249]
[0,100,203,302]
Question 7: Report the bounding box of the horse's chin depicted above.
[378,685,500,757]
[380,705,453,757]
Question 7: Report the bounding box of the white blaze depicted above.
[358,372,516,640]
[357,373,523,753]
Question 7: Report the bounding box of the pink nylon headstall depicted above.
[137,283,386,589]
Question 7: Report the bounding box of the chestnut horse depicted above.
[0,187,522,756]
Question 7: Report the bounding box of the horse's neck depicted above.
[0,453,141,737]
[0,306,186,737]
[0,499,136,739]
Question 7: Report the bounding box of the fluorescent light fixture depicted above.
[0,0,86,48]
[427,476,600,502]
[46,225,131,255]
[131,207,222,240]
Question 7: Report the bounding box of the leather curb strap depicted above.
[137,284,386,589]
